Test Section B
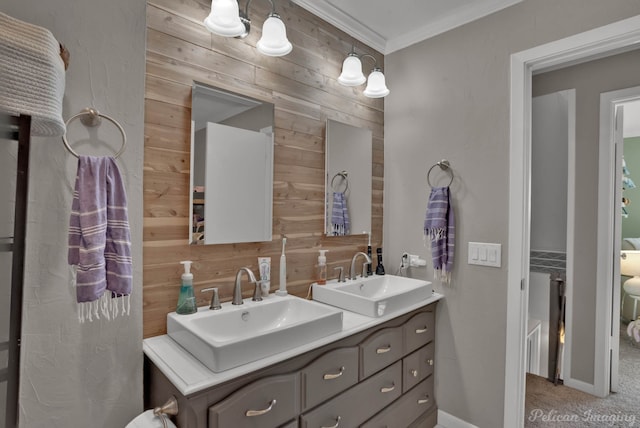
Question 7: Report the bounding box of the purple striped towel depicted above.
[68,156,132,322]
[331,192,350,236]
[424,186,455,283]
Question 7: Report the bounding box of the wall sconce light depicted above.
[338,48,389,98]
[204,0,292,57]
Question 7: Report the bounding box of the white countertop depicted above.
[143,292,443,396]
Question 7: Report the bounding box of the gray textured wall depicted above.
[384,1,640,426]
[1,1,146,426]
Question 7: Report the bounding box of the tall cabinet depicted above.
[0,113,31,428]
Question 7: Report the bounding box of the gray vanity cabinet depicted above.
[361,375,435,428]
[300,347,359,411]
[207,373,299,428]
[145,302,438,428]
[300,361,402,428]
[402,341,435,393]
[359,326,404,378]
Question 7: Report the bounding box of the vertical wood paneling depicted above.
[144,0,384,338]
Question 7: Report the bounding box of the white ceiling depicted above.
[291,0,523,54]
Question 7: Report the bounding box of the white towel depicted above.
[0,12,66,137]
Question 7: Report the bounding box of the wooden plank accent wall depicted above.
[143,0,384,338]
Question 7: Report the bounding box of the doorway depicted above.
[504,15,640,428]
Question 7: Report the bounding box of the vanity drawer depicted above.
[208,373,299,428]
[361,375,435,428]
[300,361,402,428]
[301,347,359,411]
[404,310,435,354]
[360,326,403,379]
[402,342,435,393]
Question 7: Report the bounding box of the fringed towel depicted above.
[331,192,350,236]
[0,12,66,137]
[424,186,455,284]
[68,156,132,322]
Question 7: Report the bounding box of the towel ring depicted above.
[427,159,454,188]
[331,171,349,193]
[62,108,127,159]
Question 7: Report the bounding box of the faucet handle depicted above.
[252,280,263,302]
[334,266,345,282]
[362,262,372,278]
[201,287,222,310]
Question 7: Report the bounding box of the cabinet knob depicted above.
[323,366,345,380]
[376,345,392,354]
[245,399,276,417]
[426,358,434,366]
[380,383,396,393]
[321,416,341,428]
[410,369,418,378]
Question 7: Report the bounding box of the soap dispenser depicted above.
[317,250,328,285]
[176,261,197,314]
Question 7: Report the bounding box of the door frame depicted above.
[598,86,640,394]
[505,15,640,427]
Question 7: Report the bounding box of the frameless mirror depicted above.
[190,82,274,245]
[325,119,372,236]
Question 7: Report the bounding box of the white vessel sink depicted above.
[167,295,343,372]
[313,274,432,317]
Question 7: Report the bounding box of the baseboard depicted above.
[435,410,479,428]
[563,377,599,397]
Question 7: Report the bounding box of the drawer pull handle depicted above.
[376,345,392,354]
[426,358,434,366]
[245,399,276,417]
[321,416,341,428]
[418,395,430,405]
[411,369,418,377]
[380,383,396,393]
[323,366,345,380]
[415,326,428,334]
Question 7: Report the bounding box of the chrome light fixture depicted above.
[338,48,389,98]
[204,0,292,57]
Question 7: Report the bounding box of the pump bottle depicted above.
[317,250,328,285]
[176,261,197,314]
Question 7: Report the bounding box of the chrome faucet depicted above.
[232,267,262,305]
[349,252,372,280]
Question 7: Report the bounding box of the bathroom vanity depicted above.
[144,296,441,428]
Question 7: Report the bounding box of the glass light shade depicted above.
[204,0,245,37]
[256,14,292,57]
[363,68,390,98]
[338,54,366,86]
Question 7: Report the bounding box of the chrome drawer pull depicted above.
[376,345,392,354]
[426,358,434,366]
[418,395,430,405]
[323,366,345,380]
[245,399,276,417]
[321,416,341,428]
[415,326,428,334]
[380,383,396,393]
[410,369,418,378]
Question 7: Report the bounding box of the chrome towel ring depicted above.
[331,170,349,193]
[62,107,127,158]
[427,159,454,188]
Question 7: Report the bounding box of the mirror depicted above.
[190,82,274,245]
[325,119,372,236]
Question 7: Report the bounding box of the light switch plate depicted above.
[468,242,501,267]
